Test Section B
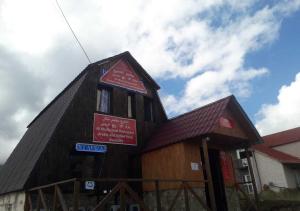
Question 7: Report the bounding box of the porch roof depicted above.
[144,95,262,152]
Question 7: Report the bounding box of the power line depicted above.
[54,0,91,64]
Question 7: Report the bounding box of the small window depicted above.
[100,68,107,77]
[144,97,154,122]
[128,94,135,118]
[96,88,111,113]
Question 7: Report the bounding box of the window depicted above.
[96,88,111,113]
[128,94,135,118]
[144,97,154,122]
[243,174,254,194]
[236,149,245,159]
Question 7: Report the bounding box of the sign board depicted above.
[220,151,234,184]
[85,181,95,190]
[93,113,137,146]
[191,162,200,171]
[219,117,234,129]
[75,143,107,153]
[100,59,147,94]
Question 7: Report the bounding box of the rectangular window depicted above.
[96,88,111,113]
[128,94,135,118]
[243,174,254,194]
[144,97,153,122]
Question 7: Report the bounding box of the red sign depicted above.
[100,59,147,94]
[220,151,235,185]
[93,113,137,146]
[219,117,234,128]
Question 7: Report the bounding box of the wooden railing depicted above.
[25,178,210,211]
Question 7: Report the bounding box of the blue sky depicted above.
[244,10,300,119]
[1,0,300,163]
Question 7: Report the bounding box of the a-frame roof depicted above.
[0,72,87,195]
[144,95,262,152]
[0,51,160,195]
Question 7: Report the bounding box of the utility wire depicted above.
[54,0,91,64]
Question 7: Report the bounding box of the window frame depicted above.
[144,97,154,122]
[127,93,136,118]
[96,85,112,114]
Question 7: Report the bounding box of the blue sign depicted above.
[75,143,107,153]
[85,181,95,190]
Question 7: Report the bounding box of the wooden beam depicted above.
[183,182,190,211]
[52,186,57,211]
[202,137,217,211]
[36,192,41,211]
[185,183,211,211]
[25,193,33,211]
[38,189,48,210]
[73,181,80,211]
[167,184,184,211]
[93,182,123,211]
[56,185,68,211]
[28,178,77,191]
[245,148,259,205]
[120,184,126,211]
[155,180,162,211]
[122,182,150,211]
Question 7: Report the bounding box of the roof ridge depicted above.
[168,95,233,121]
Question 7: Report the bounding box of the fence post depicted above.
[120,183,126,211]
[202,137,217,211]
[183,182,190,211]
[52,186,57,211]
[73,180,80,211]
[155,180,162,211]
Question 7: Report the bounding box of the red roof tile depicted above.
[263,127,300,147]
[144,96,232,152]
[253,144,300,164]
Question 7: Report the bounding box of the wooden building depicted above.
[0,52,262,211]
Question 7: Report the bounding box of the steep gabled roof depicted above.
[263,127,300,147]
[253,144,300,164]
[27,51,160,128]
[0,72,87,195]
[0,51,163,195]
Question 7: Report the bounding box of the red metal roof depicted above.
[144,96,232,152]
[263,127,300,147]
[253,144,300,164]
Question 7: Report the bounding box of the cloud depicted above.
[0,0,300,163]
[255,72,300,135]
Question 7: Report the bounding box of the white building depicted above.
[252,127,300,192]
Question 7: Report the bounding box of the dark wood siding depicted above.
[26,57,167,188]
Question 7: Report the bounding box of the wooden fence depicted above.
[25,178,212,211]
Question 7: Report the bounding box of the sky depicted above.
[0,0,300,163]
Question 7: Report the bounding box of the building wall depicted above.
[142,142,204,191]
[0,192,25,211]
[26,59,168,188]
[274,142,300,159]
[254,151,288,189]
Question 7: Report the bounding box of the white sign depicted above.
[191,162,200,171]
[85,181,95,190]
